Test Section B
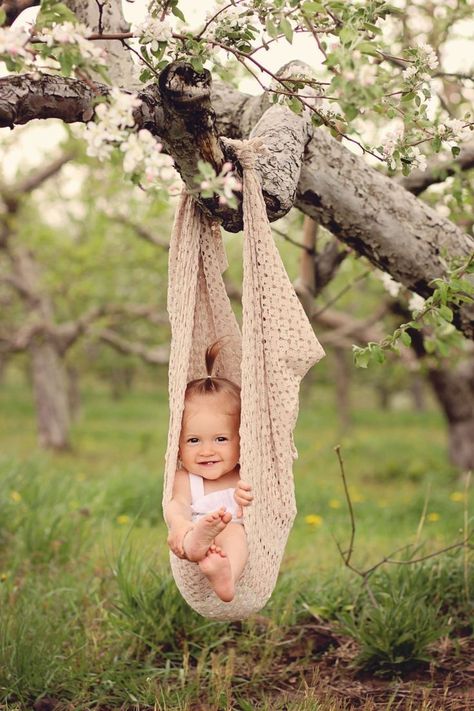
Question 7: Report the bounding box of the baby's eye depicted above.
[216,436,228,443]
[187,437,199,444]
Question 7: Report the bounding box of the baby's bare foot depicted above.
[183,508,232,562]
[199,548,234,602]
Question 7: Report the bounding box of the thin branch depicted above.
[98,328,169,364]
[271,225,314,254]
[312,269,372,318]
[1,152,74,213]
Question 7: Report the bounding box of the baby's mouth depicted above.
[199,461,219,466]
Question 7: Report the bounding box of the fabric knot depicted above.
[224,137,267,170]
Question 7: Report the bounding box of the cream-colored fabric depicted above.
[163,138,325,620]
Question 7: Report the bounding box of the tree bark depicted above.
[427,361,474,472]
[66,0,138,89]
[29,336,71,450]
[0,67,473,337]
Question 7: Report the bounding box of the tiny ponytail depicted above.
[184,338,241,411]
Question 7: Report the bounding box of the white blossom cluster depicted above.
[408,293,425,314]
[380,127,403,164]
[77,88,178,191]
[377,271,402,298]
[438,118,471,147]
[38,22,106,64]
[417,43,439,71]
[203,4,254,43]
[0,21,106,76]
[133,16,173,52]
[0,25,31,59]
[200,162,242,206]
[401,43,438,86]
[380,128,427,172]
[408,146,427,172]
[79,88,142,161]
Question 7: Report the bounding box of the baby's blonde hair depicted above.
[184,340,241,414]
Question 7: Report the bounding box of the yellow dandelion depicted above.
[304,514,323,527]
[427,512,440,522]
[449,492,465,503]
[10,490,22,503]
[329,499,342,509]
[0,572,9,582]
[116,514,131,525]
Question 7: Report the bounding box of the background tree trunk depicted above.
[30,338,71,450]
[427,361,474,472]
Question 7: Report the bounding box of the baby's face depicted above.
[179,392,240,480]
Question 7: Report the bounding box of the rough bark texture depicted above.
[0,66,472,336]
[295,130,474,338]
[67,0,138,89]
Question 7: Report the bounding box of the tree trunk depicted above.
[66,365,81,421]
[29,337,71,450]
[410,373,426,412]
[427,362,474,471]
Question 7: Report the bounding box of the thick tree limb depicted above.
[0,69,473,337]
[295,129,474,338]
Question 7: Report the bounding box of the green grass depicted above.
[0,377,472,709]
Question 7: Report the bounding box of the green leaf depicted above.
[345,104,358,122]
[401,91,416,103]
[400,331,412,347]
[301,1,324,12]
[363,22,382,35]
[0,7,6,25]
[432,135,442,152]
[438,305,453,322]
[171,4,186,22]
[279,17,294,44]
[37,0,77,29]
[288,97,303,114]
[370,344,386,364]
[265,17,278,39]
[451,145,460,157]
[358,41,380,56]
[339,26,357,47]
[353,346,370,368]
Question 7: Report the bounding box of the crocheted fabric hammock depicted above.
[163,139,325,620]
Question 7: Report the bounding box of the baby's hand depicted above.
[167,523,193,559]
[234,480,253,518]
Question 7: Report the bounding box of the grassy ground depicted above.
[0,376,472,710]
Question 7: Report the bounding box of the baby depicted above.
[165,342,253,603]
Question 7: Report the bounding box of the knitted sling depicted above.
[163,139,325,620]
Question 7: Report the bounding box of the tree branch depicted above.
[98,328,169,364]
[399,142,474,195]
[1,68,473,337]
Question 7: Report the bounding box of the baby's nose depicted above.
[199,442,215,455]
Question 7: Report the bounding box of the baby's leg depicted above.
[198,524,248,602]
[182,508,232,562]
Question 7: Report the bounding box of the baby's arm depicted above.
[165,469,194,558]
[234,479,253,518]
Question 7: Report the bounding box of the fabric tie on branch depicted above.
[163,138,325,620]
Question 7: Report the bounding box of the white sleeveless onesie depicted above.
[189,473,244,525]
